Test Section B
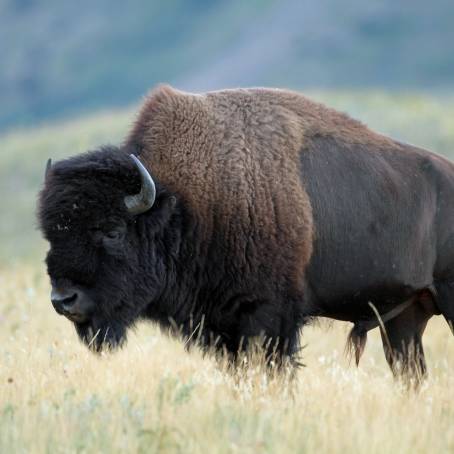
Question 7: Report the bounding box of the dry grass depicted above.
[1,266,454,453]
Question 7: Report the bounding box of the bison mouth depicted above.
[74,320,126,352]
[62,310,88,324]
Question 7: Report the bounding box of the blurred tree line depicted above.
[1,0,453,132]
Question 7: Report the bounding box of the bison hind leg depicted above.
[379,300,432,382]
[346,324,368,366]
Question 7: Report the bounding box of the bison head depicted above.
[38,147,177,351]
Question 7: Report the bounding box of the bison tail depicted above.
[345,324,368,366]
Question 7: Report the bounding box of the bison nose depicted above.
[51,288,79,314]
[50,286,93,323]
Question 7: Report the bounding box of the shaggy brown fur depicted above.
[127,86,318,297]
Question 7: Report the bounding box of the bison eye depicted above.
[102,227,126,257]
[105,230,122,240]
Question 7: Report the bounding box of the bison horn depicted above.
[124,154,156,215]
[45,158,52,180]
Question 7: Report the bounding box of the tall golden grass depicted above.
[1,266,453,453]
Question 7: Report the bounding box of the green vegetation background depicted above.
[2,0,454,131]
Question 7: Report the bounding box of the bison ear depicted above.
[124,154,156,215]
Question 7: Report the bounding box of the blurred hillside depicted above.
[1,0,453,132]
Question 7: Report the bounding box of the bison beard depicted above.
[38,85,454,378]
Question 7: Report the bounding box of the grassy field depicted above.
[1,91,454,452]
[1,267,454,453]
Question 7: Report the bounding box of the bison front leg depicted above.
[223,297,302,368]
[379,300,432,382]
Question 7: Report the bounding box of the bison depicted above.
[38,85,454,378]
